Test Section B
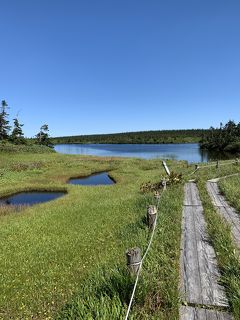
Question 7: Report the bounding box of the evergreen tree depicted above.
[10,117,25,144]
[200,120,240,152]
[36,124,52,146]
[0,100,11,141]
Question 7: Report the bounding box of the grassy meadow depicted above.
[1,148,240,319]
[0,150,186,319]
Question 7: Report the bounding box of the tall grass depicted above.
[56,184,184,320]
[1,151,184,318]
[1,151,240,319]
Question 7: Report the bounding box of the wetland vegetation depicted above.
[0,108,240,319]
[0,148,184,319]
[1,145,240,319]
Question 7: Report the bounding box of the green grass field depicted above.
[1,150,240,319]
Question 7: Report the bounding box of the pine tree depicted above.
[36,124,52,146]
[10,117,25,144]
[0,100,11,141]
[200,120,240,152]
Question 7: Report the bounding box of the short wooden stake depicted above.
[147,205,157,231]
[126,247,141,274]
[195,164,199,171]
[161,179,167,190]
[154,190,160,200]
[216,160,219,169]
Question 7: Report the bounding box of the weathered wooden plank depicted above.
[206,182,224,207]
[180,183,229,308]
[207,181,240,247]
[180,206,202,303]
[180,306,233,320]
[194,206,228,307]
[192,182,202,206]
[211,183,228,207]
[184,182,202,206]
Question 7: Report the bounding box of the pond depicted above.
[68,172,115,185]
[0,192,65,206]
[54,143,233,163]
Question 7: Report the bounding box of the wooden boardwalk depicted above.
[180,306,233,320]
[180,182,232,319]
[207,181,240,247]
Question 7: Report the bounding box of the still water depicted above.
[68,172,115,185]
[0,192,65,206]
[54,143,232,163]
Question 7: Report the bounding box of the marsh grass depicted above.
[1,151,240,319]
[1,151,185,319]
[0,143,55,153]
[218,175,240,211]
[0,204,30,216]
[56,184,184,320]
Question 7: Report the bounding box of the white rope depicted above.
[200,159,238,169]
[208,172,240,182]
[188,168,199,176]
[188,159,238,176]
[124,188,164,320]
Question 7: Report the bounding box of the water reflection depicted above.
[0,192,65,206]
[54,143,235,163]
[68,172,115,185]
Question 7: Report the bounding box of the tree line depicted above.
[53,129,208,145]
[200,120,240,153]
[0,100,51,146]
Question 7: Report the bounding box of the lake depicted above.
[54,143,228,163]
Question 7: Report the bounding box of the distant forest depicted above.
[200,120,240,153]
[52,129,208,144]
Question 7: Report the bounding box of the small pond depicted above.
[68,172,115,186]
[0,192,65,206]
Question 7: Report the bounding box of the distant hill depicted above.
[52,129,208,144]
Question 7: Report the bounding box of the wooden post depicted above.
[195,164,199,171]
[147,205,157,231]
[216,160,219,169]
[161,179,167,190]
[154,190,160,200]
[162,161,170,176]
[126,247,141,274]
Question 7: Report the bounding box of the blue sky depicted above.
[1,0,240,137]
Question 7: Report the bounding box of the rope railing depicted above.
[200,159,239,168]
[188,158,240,176]
[124,158,240,319]
[124,183,166,320]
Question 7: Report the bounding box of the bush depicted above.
[0,143,55,153]
[224,142,240,153]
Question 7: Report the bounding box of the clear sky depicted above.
[1,0,240,137]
